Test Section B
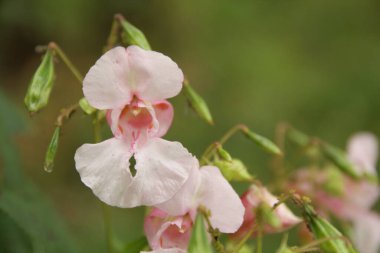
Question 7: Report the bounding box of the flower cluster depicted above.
[74,46,248,252]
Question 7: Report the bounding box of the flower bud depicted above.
[117,15,151,50]
[321,143,361,180]
[302,204,358,253]
[242,127,282,156]
[213,159,253,182]
[79,97,96,115]
[24,48,55,113]
[183,81,213,125]
[44,126,60,173]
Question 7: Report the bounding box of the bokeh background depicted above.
[1,0,380,252]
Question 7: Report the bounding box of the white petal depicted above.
[347,132,378,175]
[352,212,380,253]
[132,138,197,206]
[83,47,133,109]
[74,138,134,207]
[156,167,201,216]
[198,166,245,233]
[128,46,184,102]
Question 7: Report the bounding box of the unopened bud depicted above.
[303,204,357,253]
[242,127,282,156]
[117,15,151,50]
[183,81,213,125]
[24,48,55,113]
[216,144,232,162]
[44,126,60,173]
[321,143,361,180]
[79,97,96,115]
[213,159,253,182]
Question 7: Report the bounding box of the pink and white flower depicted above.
[232,185,301,240]
[74,46,195,208]
[143,165,245,252]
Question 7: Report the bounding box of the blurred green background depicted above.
[1,0,380,252]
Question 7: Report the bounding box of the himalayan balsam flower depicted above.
[144,165,245,252]
[75,46,196,208]
[233,185,301,240]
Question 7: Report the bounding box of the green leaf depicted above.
[183,82,214,125]
[242,128,282,156]
[44,126,60,173]
[122,236,148,253]
[188,215,213,253]
[24,48,55,113]
[120,17,151,50]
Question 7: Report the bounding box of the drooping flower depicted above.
[232,185,301,240]
[143,165,245,252]
[75,46,196,208]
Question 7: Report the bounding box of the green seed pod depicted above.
[303,204,358,253]
[119,16,151,50]
[321,143,361,180]
[243,128,282,156]
[24,48,55,113]
[213,159,253,182]
[188,215,213,253]
[44,126,60,173]
[183,82,213,125]
[79,97,96,115]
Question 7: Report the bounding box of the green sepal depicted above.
[183,82,214,125]
[120,18,151,50]
[243,128,282,156]
[24,48,55,113]
[213,159,253,182]
[44,126,60,173]
[79,97,96,115]
[188,215,213,253]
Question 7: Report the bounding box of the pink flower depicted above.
[143,165,245,252]
[233,185,301,240]
[74,46,196,208]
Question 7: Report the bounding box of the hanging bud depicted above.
[302,203,358,253]
[79,97,96,115]
[116,14,151,50]
[188,215,213,253]
[256,202,281,229]
[242,127,282,156]
[214,159,253,182]
[183,81,214,125]
[216,144,232,162]
[24,48,55,113]
[321,143,361,180]
[44,126,60,173]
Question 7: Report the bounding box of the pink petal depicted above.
[144,208,192,251]
[197,166,245,233]
[141,249,187,253]
[352,211,380,253]
[132,138,197,206]
[74,138,134,207]
[83,47,133,109]
[128,46,184,102]
[347,132,378,175]
[153,100,174,138]
[156,166,201,216]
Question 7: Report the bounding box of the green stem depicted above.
[48,42,84,84]
[201,124,248,163]
[256,227,263,253]
[93,111,113,253]
[199,207,225,253]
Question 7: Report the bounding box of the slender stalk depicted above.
[233,223,259,253]
[93,111,113,253]
[256,227,263,253]
[103,14,122,52]
[199,207,225,253]
[55,103,79,127]
[48,42,84,84]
